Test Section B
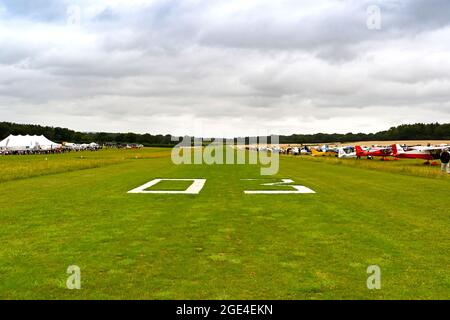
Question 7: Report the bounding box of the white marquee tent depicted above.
[0,135,62,151]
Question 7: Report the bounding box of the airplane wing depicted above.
[419,146,448,159]
[421,146,448,151]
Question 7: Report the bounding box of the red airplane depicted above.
[391,144,447,164]
[355,145,392,160]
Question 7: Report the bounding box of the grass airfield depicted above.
[0,148,449,299]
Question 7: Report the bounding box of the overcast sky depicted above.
[1,0,450,137]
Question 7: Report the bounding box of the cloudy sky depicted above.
[1,0,450,137]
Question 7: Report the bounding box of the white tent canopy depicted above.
[0,135,62,151]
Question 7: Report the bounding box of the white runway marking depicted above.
[244,185,316,194]
[127,179,206,194]
[242,178,316,194]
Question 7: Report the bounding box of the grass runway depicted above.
[0,148,449,299]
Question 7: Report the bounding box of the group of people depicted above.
[440,148,450,174]
[0,148,66,155]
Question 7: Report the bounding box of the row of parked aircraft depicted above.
[309,144,449,163]
[249,143,449,163]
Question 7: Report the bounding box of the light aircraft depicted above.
[288,146,311,155]
[337,146,356,158]
[355,145,392,160]
[391,144,447,163]
[311,147,337,157]
[300,146,311,155]
[291,147,300,155]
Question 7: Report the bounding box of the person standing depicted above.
[440,148,450,174]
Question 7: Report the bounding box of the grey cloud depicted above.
[0,0,450,137]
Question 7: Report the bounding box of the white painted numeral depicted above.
[242,178,316,194]
[127,179,206,194]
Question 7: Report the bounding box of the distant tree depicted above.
[1,121,450,145]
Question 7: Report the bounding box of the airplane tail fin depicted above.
[355,146,364,156]
[391,144,404,156]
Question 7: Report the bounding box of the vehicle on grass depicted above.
[391,144,447,164]
[311,146,337,157]
[355,145,392,160]
[337,146,356,158]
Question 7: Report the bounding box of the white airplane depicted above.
[287,147,309,155]
[299,147,311,155]
[337,146,357,158]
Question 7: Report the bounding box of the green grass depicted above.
[0,148,170,183]
[145,180,195,191]
[297,154,449,179]
[0,148,449,299]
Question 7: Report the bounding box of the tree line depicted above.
[1,121,449,146]
[276,123,450,144]
[0,122,173,147]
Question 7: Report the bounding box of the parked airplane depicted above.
[391,144,446,163]
[311,147,337,157]
[355,145,392,160]
[300,146,311,155]
[293,146,311,155]
[290,147,300,155]
[337,146,356,158]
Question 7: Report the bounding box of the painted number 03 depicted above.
[128,178,315,194]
